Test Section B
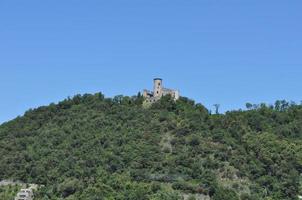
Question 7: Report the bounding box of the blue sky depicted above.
[0,0,301,123]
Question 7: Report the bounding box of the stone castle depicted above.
[143,78,180,103]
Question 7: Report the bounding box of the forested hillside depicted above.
[0,93,302,200]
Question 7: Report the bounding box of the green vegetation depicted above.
[0,93,302,199]
[0,185,20,200]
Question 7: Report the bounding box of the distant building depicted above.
[15,188,33,200]
[143,78,180,103]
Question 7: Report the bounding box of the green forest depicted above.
[0,93,302,200]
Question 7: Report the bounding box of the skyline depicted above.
[1,1,302,123]
[1,66,301,124]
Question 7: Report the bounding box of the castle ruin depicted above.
[143,78,180,103]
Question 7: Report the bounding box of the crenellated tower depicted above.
[153,78,163,97]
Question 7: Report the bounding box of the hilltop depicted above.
[0,93,302,200]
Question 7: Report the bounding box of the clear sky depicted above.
[0,0,302,124]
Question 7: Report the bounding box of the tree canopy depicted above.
[0,93,301,199]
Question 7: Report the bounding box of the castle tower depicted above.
[153,78,163,98]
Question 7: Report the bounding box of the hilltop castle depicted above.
[143,78,180,103]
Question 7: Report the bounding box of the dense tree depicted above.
[0,94,301,199]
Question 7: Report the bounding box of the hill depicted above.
[0,93,302,200]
